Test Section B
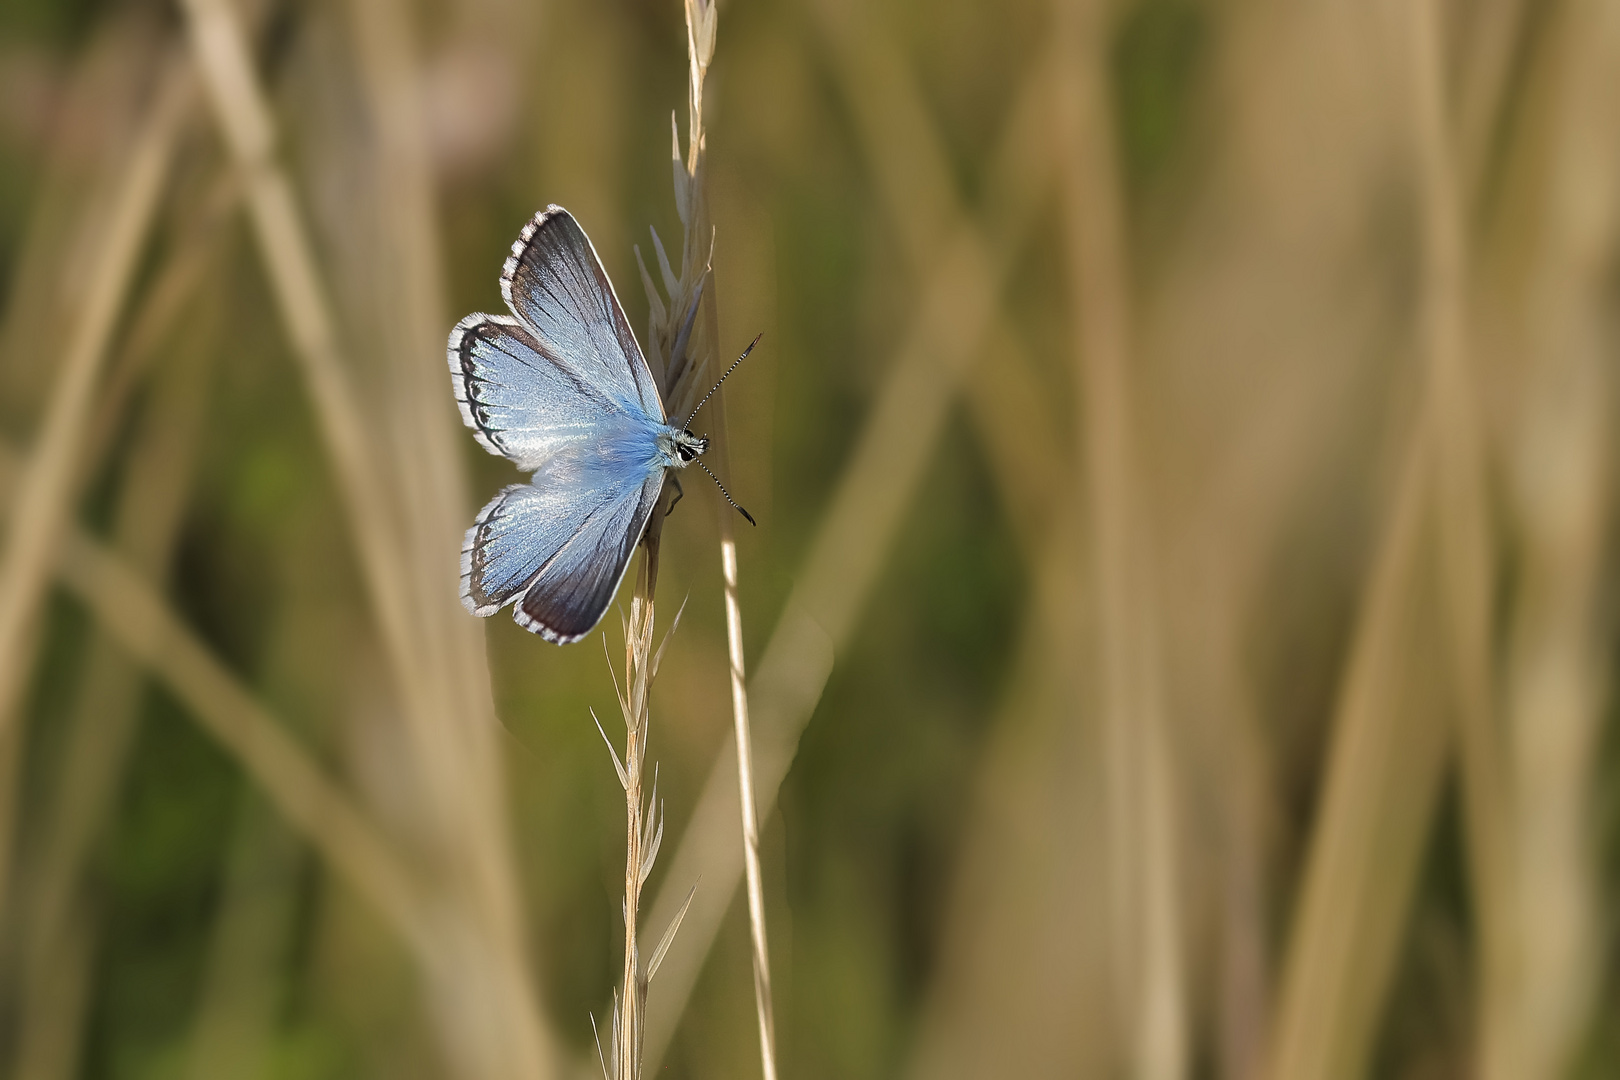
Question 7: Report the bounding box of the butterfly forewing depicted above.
[450,314,623,471]
[501,206,664,422]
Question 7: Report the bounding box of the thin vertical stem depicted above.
[15,250,219,1080]
[613,530,663,1080]
[713,385,778,1080]
[1412,0,1510,1044]
[681,0,778,1068]
[620,665,646,1080]
[177,0,432,746]
[0,55,191,824]
[1053,0,1185,1076]
[634,29,1056,1069]
[641,2,778,1075]
[1491,0,1620,1073]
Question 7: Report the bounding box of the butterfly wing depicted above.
[452,205,672,642]
[500,206,665,423]
[462,468,666,642]
[449,314,627,471]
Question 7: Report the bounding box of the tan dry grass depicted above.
[179,0,556,1073]
[637,10,1059,1068]
[0,54,194,906]
[1054,0,1186,1073]
[1481,0,1620,1072]
[12,257,219,1080]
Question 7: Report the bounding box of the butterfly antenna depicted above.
[694,458,756,526]
[684,333,762,429]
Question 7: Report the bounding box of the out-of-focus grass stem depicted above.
[0,55,192,897]
[1489,0,1620,1073]
[1053,0,1186,1075]
[0,441,432,954]
[344,0,556,1071]
[1411,0,1512,1062]
[1264,433,1452,1080]
[177,0,433,742]
[12,259,218,1080]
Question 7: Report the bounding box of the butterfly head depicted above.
[659,426,753,525]
[671,429,709,465]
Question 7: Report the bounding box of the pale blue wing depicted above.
[449,313,627,471]
[462,466,666,642]
[499,206,665,423]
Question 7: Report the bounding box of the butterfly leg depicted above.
[664,473,685,517]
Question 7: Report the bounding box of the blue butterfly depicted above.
[448,206,753,643]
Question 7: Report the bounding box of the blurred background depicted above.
[0,0,1617,1078]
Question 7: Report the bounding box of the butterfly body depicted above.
[448,206,704,643]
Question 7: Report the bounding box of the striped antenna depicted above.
[694,458,755,526]
[684,333,762,429]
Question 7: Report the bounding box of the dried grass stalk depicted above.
[343,0,556,1071]
[177,0,429,724]
[677,2,776,1075]
[0,54,192,850]
[1264,438,1453,1080]
[616,1,782,1074]
[180,792,302,1080]
[1483,0,1620,1072]
[636,15,1058,1068]
[1052,0,1186,1075]
[12,259,218,1080]
[593,574,690,1080]
[901,506,1111,1079]
[1411,0,1514,1056]
[0,442,430,953]
[181,0,555,1073]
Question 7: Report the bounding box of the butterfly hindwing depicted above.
[449,313,624,471]
[513,469,666,642]
[461,469,666,642]
[500,206,665,424]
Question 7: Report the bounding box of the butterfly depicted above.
[448,206,753,643]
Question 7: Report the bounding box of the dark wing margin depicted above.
[449,314,531,461]
[513,470,666,643]
[461,484,553,616]
[499,205,664,422]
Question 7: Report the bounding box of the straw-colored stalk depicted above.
[343,0,555,1073]
[177,0,430,751]
[634,13,1058,1068]
[0,54,192,906]
[1053,0,1186,1076]
[808,0,1063,545]
[1264,432,1453,1080]
[180,0,554,1073]
[591,557,694,1080]
[681,4,775,1076]
[1411,0,1514,1059]
[1484,0,1620,1073]
[13,255,218,1080]
[0,439,429,951]
[901,506,1111,1080]
[620,1,780,1075]
[1259,0,1562,1073]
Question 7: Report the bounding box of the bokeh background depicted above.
[0,0,1617,1078]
